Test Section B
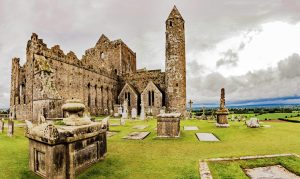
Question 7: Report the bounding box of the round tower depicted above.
[165,6,186,114]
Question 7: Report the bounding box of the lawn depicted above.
[255,113,298,120]
[0,119,300,178]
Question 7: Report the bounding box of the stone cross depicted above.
[220,88,226,109]
[188,100,193,118]
[188,99,193,112]
[7,119,14,137]
[0,118,4,133]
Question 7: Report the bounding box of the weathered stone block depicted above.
[26,122,107,179]
[157,113,181,138]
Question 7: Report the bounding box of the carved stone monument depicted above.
[25,99,107,179]
[7,119,14,137]
[0,119,4,133]
[216,88,230,127]
[188,100,193,119]
[157,113,181,138]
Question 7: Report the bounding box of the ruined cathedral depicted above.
[10,6,186,121]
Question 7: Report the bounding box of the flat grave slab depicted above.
[122,132,150,140]
[245,165,300,179]
[196,133,219,141]
[107,131,118,137]
[132,125,148,130]
[184,126,199,131]
[110,123,120,126]
[262,125,271,128]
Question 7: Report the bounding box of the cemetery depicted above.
[0,114,300,178]
[1,3,300,179]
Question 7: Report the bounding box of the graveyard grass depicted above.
[0,119,300,178]
[208,156,300,178]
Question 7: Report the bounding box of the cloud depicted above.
[216,49,239,67]
[188,53,300,103]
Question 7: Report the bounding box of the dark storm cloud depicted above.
[1,0,300,107]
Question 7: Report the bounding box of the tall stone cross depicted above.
[188,99,193,113]
[220,88,225,109]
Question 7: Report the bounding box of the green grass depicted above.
[0,119,300,178]
[209,156,300,178]
[255,113,298,120]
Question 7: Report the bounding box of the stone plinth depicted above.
[157,113,181,138]
[25,122,107,179]
[216,109,229,127]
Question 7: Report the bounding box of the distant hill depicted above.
[192,96,300,109]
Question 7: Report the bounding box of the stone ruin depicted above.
[10,6,186,122]
[25,99,107,179]
[216,88,230,127]
[157,113,181,138]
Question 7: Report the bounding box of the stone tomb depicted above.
[196,133,219,142]
[122,132,150,140]
[25,100,107,179]
[184,126,199,131]
[157,113,181,138]
[132,125,148,130]
[245,165,300,179]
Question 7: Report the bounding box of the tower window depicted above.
[176,83,179,87]
[169,21,173,27]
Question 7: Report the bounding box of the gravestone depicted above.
[196,133,219,142]
[7,119,14,137]
[122,100,128,119]
[131,108,137,119]
[140,102,146,120]
[122,132,150,140]
[132,125,148,130]
[0,118,4,133]
[118,106,123,115]
[246,118,260,128]
[216,88,230,127]
[157,113,181,138]
[184,126,199,131]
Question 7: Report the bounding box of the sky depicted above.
[1,0,300,108]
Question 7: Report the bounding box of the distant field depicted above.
[231,113,299,120]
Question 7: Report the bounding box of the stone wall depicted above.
[10,33,135,121]
[141,81,163,116]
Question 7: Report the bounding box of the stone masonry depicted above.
[10,6,187,121]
